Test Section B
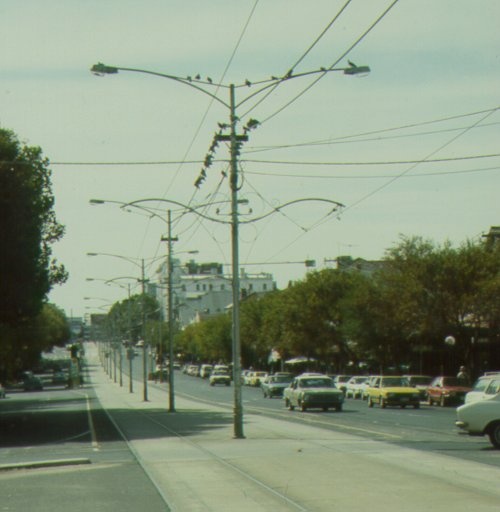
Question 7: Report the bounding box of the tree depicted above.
[0,128,67,377]
[0,128,67,325]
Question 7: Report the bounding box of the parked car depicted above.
[403,375,433,400]
[284,374,344,412]
[187,365,200,377]
[261,374,293,398]
[345,376,370,399]
[333,375,352,394]
[427,376,472,407]
[22,371,44,391]
[52,370,69,385]
[199,364,213,379]
[361,375,378,400]
[366,376,420,409]
[209,369,231,386]
[465,372,500,404]
[456,392,500,448]
[249,371,268,387]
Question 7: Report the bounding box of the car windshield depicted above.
[442,377,461,386]
[272,376,292,383]
[300,378,333,388]
[409,376,432,385]
[471,378,490,392]
[381,377,409,387]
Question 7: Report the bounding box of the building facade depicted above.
[154,260,276,327]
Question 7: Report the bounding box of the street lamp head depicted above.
[89,199,105,205]
[343,63,371,76]
[91,62,118,76]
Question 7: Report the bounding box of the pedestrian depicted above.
[457,365,470,385]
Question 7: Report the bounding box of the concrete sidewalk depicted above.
[88,347,500,512]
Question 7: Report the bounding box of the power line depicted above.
[239,0,353,118]
[241,153,500,166]
[244,165,500,180]
[257,0,401,125]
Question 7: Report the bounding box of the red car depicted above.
[427,376,471,406]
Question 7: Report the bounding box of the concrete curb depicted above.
[0,458,91,472]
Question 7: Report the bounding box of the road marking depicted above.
[84,392,100,451]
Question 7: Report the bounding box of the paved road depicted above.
[3,347,500,511]
[0,379,169,511]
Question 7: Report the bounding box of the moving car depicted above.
[427,376,471,407]
[465,372,500,404]
[209,369,231,386]
[284,374,344,412]
[456,392,500,449]
[199,364,213,379]
[366,376,420,409]
[345,376,370,399]
[333,375,352,395]
[249,371,268,387]
[261,374,293,398]
[403,374,432,400]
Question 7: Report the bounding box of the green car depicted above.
[22,372,44,391]
[284,374,344,412]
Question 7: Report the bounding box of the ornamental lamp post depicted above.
[87,252,150,401]
[90,60,369,438]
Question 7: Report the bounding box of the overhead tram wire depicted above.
[173,0,260,251]
[239,0,354,120]
[182,0,259,199]
[243,112,500,154]
[47,105,500,168]
[244,164,500,181]
[344,106,500,213]
[250,101,498,267]
[116,2,260,273]
[240,152,500,167]
[255,0,401,125]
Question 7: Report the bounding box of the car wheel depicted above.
[323,406,328,412]
[488,422,500,449]
[439,395,446,407]
[368,396,374,408]
[286,399,294,411]
[300,401,307,412]
[380,397,387,409]
[335,404,342,412]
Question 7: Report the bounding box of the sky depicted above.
[1,0,499,318]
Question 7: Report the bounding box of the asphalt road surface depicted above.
[0,381,169,511]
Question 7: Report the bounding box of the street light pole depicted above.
[166,210,177,412]
[229,84,244,438]
[87,252,153,401]
[140,258,148,402]
[90,61,368,439]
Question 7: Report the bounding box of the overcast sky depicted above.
[1,0,499,318]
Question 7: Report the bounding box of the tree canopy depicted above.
[0,128,67,378]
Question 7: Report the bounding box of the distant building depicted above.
[336,256,385,276]
[483,226,500,248]
[154,260,276,326]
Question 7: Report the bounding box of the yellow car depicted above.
[366,376,420,409]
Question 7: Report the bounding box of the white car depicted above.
[209,369,231,386]
[345,376,369,399]
[456,392,500,449]
[465,373,500,404]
